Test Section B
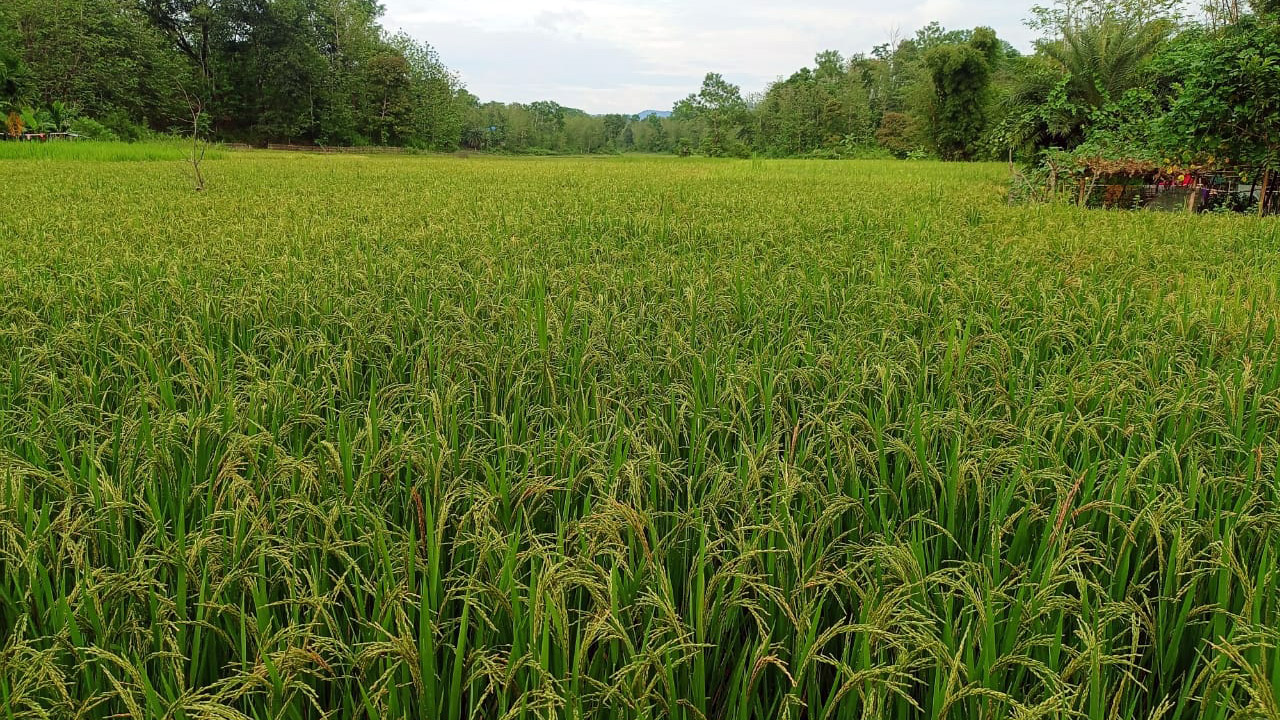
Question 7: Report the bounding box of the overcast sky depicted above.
[378,0,1041,114]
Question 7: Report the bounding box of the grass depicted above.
[0,151,1277,720]
[0,139,225,162]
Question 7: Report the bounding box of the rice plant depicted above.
[0,140,225,163]
[0,152,1277,719]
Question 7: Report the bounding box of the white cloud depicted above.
[379,0,1039,114]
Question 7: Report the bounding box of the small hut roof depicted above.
[1074,156,1163,176]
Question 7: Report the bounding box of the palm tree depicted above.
[48,101,77,132]
[1005,14,1174,153]
[1041,15,1174,109]
[20,106,51,134]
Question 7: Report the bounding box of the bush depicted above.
[69,117,119,142]
[100,110,150,142]
[876,112,922,158]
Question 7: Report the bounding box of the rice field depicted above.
[1,152,1278,720]
[0,140,226,163]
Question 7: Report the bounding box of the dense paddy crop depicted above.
[0,140,226,163]
[1,153,1278,720]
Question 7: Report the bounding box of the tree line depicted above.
[671,0,1278,167]
[0,0,465,147]
[2,0,1277,166]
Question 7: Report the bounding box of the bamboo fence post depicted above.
[1261,168,1271,217]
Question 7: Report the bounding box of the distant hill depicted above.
[636,110,673,120]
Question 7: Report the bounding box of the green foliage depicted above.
[990,0,1177,162]
[756,52,875,157]
[602,114,627,145]
[458,100,632,155]
[875,112,921,158]
[18,106,50,133]
[676,73,750,157]
[634,114,669,153]
[1014,12,1280,202]
[997,57,1091,155]
[806,143,895,160]
[0,18,24,109]
[46,101,75,132]
[1028,0,1186,32]
[1073,87,1174,161]
[1156,18,1280,168]
[2,0,470,148]
[1,153,1279,719]
[0,0,1266,174]
[924,28,1001,160]
[68,117,120,141]
[528,101,568,148]
[5,0,186,130]
[101,109,152,142]
[1040,15,1175,111]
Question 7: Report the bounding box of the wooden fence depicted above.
[263,143,410,154]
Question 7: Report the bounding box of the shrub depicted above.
[69,117,119,141]
[5,110,22,138]
[876,112,921,158]
[100,110,149,142]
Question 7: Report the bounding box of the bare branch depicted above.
[178,83,208,192]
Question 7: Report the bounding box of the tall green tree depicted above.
[313,0,388,144]
[756,51,873,156]
[0,13,25,108]
[637,113,669,152]
[851,41,921,121]
[675,73,749,157]
[216,0,329,141]
[757,68,825,155]
[389,34,464,150]
[527,100,566,149]
[924,27,1001,159]
[602,114,627,148]
[5,0,187,133]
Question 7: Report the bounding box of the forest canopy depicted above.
[1,0,1276,163]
